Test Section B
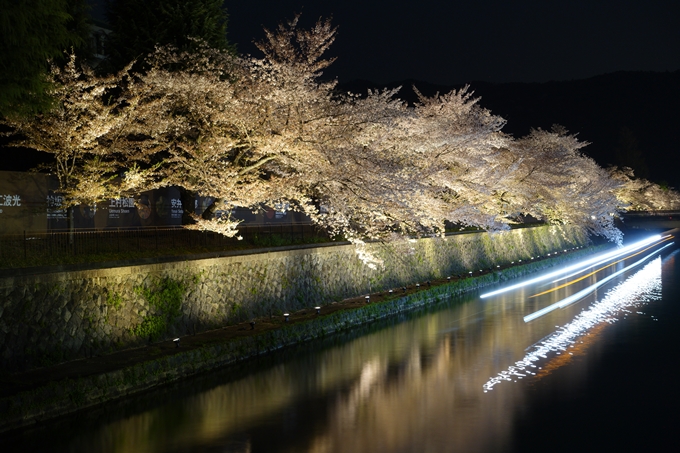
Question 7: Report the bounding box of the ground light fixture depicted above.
[284,313,290,322]
[365,296,370,303]
[173,338,180,347]
[315,306,321,314]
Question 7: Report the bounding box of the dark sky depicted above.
[91,1,680,85]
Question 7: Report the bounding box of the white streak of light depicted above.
[550,235,672,284]
[480,235,663,299]
[483,257,662,392]
[523,243,672,322]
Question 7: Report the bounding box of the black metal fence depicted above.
[0,223,329,267]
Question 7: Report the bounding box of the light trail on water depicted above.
[479,234,666,299]
[529,236,674,299]
[523,242,672,322]
[483,257,663,392]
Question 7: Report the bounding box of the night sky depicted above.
[89,0,679,85]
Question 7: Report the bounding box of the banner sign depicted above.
[0,171,311,234]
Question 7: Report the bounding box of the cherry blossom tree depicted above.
[609,167,680,211]
[1,55,152,207]
[2,15,642,247]
[404,87,512,232]
[508,127,623,243]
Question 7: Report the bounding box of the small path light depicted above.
[250,321,256,330]
[402,286,407,293]
[388,289,394,295]
[173,338,180,348]
[447,276,451,280]
[284,313,290,322]
[416,283,420,288]
[365,296,370,303]
[315,306,321,314]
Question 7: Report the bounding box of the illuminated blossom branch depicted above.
[2,56,146,206]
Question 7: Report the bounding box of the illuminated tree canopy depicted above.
[3,15,678,246]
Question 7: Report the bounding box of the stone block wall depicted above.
[0,225,588,371]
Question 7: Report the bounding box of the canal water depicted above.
[4,236,679,452]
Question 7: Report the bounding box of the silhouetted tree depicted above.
[614,127,649,179]
[104,0,234,72]
[0,0,90,118]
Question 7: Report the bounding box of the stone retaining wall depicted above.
[0,225,589,371]
[0,246,607,434]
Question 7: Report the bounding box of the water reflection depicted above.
[485,257,662,391]
[6,244,676,453]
